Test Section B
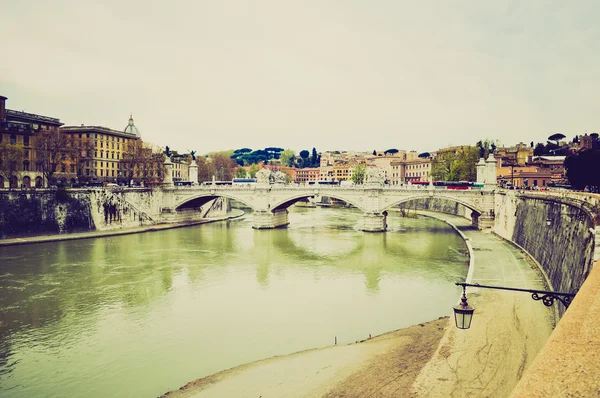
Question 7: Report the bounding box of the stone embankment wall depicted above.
[88,189,157,231]
[0,188,222,238]
[494,191,597,316]
[398,197,471,219]
[0,190,94,238]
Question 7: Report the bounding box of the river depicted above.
[0,207,468,397]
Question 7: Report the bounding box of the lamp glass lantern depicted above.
[453,287,475,329]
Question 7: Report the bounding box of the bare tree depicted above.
[36,129,75,184]
[0,142,24,186]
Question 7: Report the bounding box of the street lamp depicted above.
[453,284,474,329]
[452,282,576,330]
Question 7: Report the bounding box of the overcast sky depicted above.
[1,1,598,155]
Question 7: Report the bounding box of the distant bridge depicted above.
[158,183,496,231]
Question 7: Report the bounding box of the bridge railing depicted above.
[171,184,485,192]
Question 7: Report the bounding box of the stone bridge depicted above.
[158,183,495,231]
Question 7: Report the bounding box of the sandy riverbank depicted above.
[161,317,449,398]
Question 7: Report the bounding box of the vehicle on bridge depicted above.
[410,181,483,190]
[232,178,257,185]
[307,180,339,185]
[201,181,233,186]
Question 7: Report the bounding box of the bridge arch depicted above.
[382,194,484,215]
[175,192,257,212]
[271,192,368,213]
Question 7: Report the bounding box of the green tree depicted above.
[351,163,366,184]
[248,163,260,178]
[565,149,600,190]
[533,143,546,156]
[548,133,566,147]
[299,150,310,168]
[235,167,247,178]
[280,149,296,167]
[310,147,319,167]
[432,146,479,181]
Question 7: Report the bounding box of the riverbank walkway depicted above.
[412,212,555,397]
[162,213,556,397]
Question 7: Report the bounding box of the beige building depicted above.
[170,154,191,182]
[60,115,142,183]
[496,142,533,166]
[296,167,320,183]
[405,158,432,183]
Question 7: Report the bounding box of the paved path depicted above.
[412,213,555,398]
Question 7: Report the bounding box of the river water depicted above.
[0,207,468,397]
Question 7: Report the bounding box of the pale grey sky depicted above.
[1,1,598,155]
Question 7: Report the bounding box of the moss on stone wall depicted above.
[0,191,95,238]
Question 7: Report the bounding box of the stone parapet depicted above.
[510,260,600,397]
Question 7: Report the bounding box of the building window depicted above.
[35,176,43,187]
[10,135,17,144]
[24,136,30,146]
[23,161,30,171]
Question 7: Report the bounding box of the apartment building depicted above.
[60,115,141,183]
[0,95,63,188]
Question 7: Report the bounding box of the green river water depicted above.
[0,207,468,397]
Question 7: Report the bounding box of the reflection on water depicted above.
[0,207,468,398]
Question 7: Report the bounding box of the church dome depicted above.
[124,114,141,137]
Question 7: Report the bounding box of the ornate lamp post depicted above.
[453,284,474,329]
[453,282,577,330]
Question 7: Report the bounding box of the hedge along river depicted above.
[0,206,469,398]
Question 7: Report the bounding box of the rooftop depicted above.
[60,124,140,139]
[6,109,62,126]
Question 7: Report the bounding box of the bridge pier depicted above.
[252,209,289,230]
[362,212,387,232]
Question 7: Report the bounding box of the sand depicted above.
[161,317,449,398]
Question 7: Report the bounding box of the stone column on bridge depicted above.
[163,157,174,187]
[476,157,486,184]
[485,154,497,190]
[250,181,290,229]
[362,212,387,232]
[475,154,497,229]
[159,157,177,222]
[252,209,289,229]
[188,163,198,185]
